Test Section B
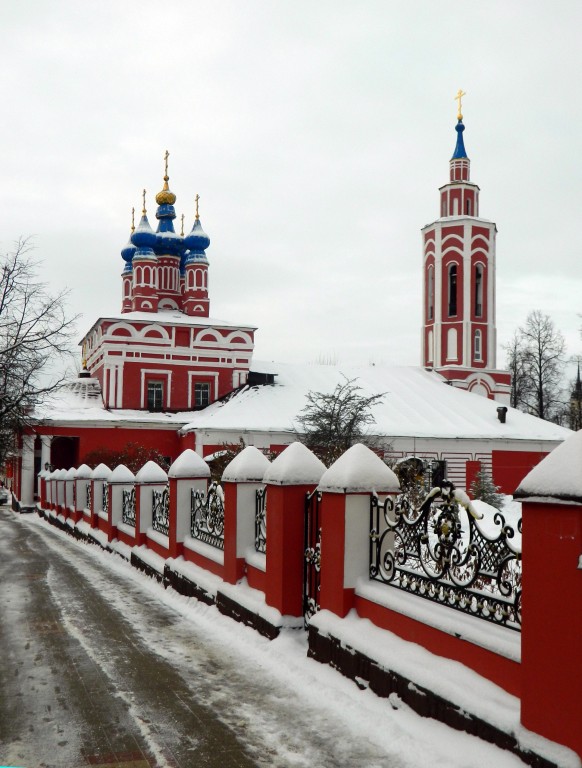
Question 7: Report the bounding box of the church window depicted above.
[448,264,458,317]
[474,265,483,317]
[474,329,482,361]
[427,266,434,320]
[194,382,211,408]
[466,198,471,215]
[147,380,164,411]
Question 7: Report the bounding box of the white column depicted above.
[21,435,36,510]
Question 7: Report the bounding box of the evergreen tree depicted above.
[470,468,504,510]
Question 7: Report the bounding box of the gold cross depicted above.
[180,213,185,236]
[142,189,147,215]
[131,207,135,233]
[164,149,169,179]
[454,89,466,120]
[195,193,200,220]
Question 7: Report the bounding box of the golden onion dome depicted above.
[155,175,177,205]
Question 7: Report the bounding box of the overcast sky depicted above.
[1,1,581,380]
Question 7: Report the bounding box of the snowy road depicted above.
[0,509,526,768]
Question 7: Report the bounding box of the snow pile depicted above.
[263,441,326,486]
[515,429,582,503]
[135,460,168,484]
[109,464,135,482]
[318,443,400,493]
[221,446,271,482]
[168,449,210,479]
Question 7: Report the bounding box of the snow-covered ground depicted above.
[8,511,577,768]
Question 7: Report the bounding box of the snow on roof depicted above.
[318,444,400,494]
[32,378,195,427]
[110,464,135,482]
[80,310,257,341]
[514,429,582,504]
[263,442,326,486]
[181,361,573,443]
[222,446,271,483]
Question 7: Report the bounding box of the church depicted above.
[8,104,571,510]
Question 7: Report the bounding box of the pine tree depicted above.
[470,468,504,510]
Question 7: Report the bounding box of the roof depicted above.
[31,377,194,428]
[79,310,258,342]
[180,361,573,443]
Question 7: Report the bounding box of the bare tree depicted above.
[504,330,532,410]
[506,310,566,422]
[0,239,77,463]
[296,376,385,465]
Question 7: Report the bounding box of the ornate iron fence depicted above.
[122,487,136,527]
[255,487,267,553]
[304,490,322,626]
[191,483,225,550]
[102,482,109,516]
[86,482,92,511]
[369,483,522,630]
[152,485,170,536]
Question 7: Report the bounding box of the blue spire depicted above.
[451,119,468,160]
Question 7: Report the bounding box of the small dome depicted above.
[184,218,210,255]
[155,176,176,206]
[451,119,468,160]
[121,235,136,270]
[131,213,157,250]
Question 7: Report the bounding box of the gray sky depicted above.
[1,1,581,377]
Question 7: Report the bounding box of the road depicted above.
[0,509,524,768]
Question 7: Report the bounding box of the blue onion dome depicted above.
[451,119,468,160]
[184,218,210,264]
[131,192,157,258]
[153,153,185,257]
[121,208,137,272]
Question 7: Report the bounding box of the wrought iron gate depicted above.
[303,489,322,627]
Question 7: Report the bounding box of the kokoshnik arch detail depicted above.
[421,93,511,403]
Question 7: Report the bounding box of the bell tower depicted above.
[421,92,510,403]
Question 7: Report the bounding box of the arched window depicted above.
[427,266,434,320]
[474,265,483,317]
[448,264,458,317]
[441,196,447,217]
[474,329,482,361]
[465,198,471,215]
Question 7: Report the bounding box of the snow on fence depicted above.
[33,437,582,762]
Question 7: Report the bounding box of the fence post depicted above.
[222,446,271,585]
[108,465,135,544]
[55,469,67,516]
[515,431,582,761]
[48,470,57,511]
[74,464,93,524]
[317,444,400,618]
[263,442,326,617]
[38,470,48,511]
[64,467,77,520]
[90,463,112,532]
[167,449,210,559]
[134,461,168,549]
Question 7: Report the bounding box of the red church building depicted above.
[7,105,570,511]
